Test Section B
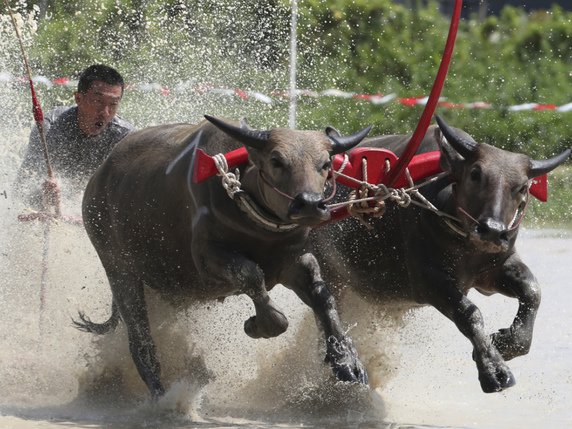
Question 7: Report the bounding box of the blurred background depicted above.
[1,0,571,224]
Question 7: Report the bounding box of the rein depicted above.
[327,161,463,229]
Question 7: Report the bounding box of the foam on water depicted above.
[0,212,393,426]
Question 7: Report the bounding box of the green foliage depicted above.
[526,166,572,228]
[294,1,571,162]
[8,0,571,152]
[2,0,570,224]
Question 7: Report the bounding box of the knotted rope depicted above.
[329,157,458,230]
[212,153,299,232]
[213,153,242,198]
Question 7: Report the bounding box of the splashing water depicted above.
[0,5,390,427]
[1,4,572,429]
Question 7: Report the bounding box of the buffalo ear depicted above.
[528,148,571,178]
[325,126,341,138]
[436,126,465,175]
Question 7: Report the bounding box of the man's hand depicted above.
[41,178,61,212]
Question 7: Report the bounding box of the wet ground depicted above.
[0,191,570,429]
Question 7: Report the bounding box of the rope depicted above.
[212,152,299,232]
[213,153,242,198]
[328,169,460,229]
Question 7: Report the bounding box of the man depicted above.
[14,64,134,208]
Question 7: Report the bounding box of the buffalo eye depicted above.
[270,157,285,170]
[518,184,528,194]
[470,166,482,182]
[321,160,332,171]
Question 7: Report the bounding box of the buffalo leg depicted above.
[193,243,288,339]
[282,253,367,384]
[107,270,165,399]
[426,280,515,393]
[490,255,541,361]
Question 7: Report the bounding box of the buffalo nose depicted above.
[288,192,329,221]
[476,218,509,244]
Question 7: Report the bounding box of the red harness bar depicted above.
[332,149,547,198]
[193,147,248,183]
[331,149,441,189]
[192,146,547,205]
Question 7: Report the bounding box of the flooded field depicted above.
[0,172,570,428]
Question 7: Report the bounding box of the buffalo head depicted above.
[205,115,371,226]
[436,115,570,253]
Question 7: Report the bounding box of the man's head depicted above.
[75,64,125,136]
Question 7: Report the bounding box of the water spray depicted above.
[3,0,64,325]
[288,0,298,129]
[3,0,61,216]
[193,1,464,199]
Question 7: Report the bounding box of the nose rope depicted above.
[212,153,299,232]
[456,206,480,227]
[258,170,296,201]
[258,159,339,203]
[506,188,530,231]
[455,183,531,234]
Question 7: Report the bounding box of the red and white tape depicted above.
[1,72,571,112]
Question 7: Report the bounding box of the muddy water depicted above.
[1,162,571,429]
[0,98,570,429]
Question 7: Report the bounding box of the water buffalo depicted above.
[75,116,370,399]
[311,116,570,393]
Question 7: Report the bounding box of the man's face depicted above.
[75,80,123,136]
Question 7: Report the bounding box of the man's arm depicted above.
[12,113,56,207]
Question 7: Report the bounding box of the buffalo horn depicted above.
[435,115,478,159]
[529,148,571,178]
[329,125,373,155]
[205,115,270,150]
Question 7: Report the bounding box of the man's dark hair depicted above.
[77,64,125,94]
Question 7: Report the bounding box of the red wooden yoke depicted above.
[330,148,547,200]
[192,146,548,224]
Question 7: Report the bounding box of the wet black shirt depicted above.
[14,105,134,205]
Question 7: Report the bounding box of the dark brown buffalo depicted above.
[75,116,370,398]
[311,116,570,393]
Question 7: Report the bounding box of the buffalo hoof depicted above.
[325,336,368,384]
[244,310,289,339]
[491,328,530,361]
[477,359,516,393]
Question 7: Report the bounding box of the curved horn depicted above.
[204,115,270,150]
[435,115,478,159]
[329,125,373,155]
[529,148,571,178]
